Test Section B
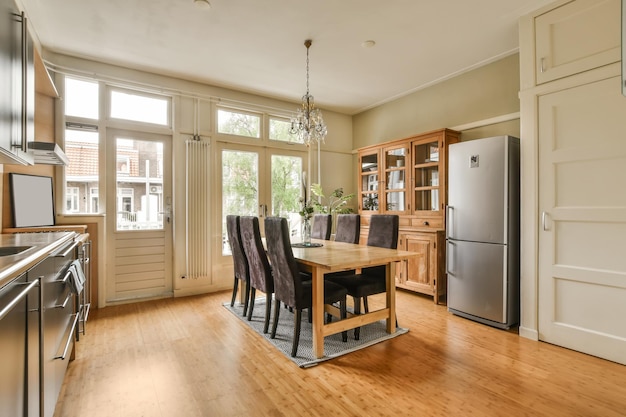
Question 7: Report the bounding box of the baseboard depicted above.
[174,284,229,298]
[519,325,539,341]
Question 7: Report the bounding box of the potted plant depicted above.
[310,184,355,215]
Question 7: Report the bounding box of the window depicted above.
[115,138,164,230]
[117,188,135,227]
[110,90,170,126]
[64,124,99,214]
[90,188,99,213]
[269,116,302,143]
[117,156,130,174]
[65,77,99,119]
[217,108,260,138]
[64,75,100,215]
[66,187,79,212]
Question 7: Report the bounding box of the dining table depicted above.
[291,238,417,359]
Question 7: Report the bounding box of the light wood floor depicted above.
[55,290,626,417]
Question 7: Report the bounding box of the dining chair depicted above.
[264,216,348,357]
[327,214,399,339]
[311,214,332,240]
[226,215,250,317]
[239,216,274,333]
[334,214,360,244]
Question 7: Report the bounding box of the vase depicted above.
[302,218,312,246]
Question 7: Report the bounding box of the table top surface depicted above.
[290,238,417,272]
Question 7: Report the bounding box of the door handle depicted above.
[446,205,454,239]
[446,241,455,276]
[541,211,550,231]
[258,204,268,217]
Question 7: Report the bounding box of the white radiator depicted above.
[185,139,211,279]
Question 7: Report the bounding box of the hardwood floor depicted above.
[55,290,626,417]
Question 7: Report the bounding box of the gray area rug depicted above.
[224,299,408,368]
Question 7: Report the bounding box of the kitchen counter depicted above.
[0,232,76,289]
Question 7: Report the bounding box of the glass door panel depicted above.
[383,145,408,213]
[414,141,439,163]
[220,146,307,254]
[221,149,259,254]
[359,150,380,212]
[413,140,441,213]
[115,138,164,230]
[270,154,303,237]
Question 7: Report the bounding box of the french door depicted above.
[105,129,173,303]
[217,142,307,256]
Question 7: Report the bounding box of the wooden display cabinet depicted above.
[357,128,459,303]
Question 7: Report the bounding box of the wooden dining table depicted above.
[291,238,417,359]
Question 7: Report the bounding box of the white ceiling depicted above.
[20,0,554,115]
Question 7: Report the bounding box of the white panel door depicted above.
[538,75,626,365]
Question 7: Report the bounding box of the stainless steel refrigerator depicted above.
[446,135,520,329]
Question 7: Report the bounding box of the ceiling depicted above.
[20,0,554,115]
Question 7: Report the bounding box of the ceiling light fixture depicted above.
[289,39,327,146]
[362,40,376,48]
[194,0,211,9]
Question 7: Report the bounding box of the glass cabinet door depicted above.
[359,150,380,212]
[413,139,441,213]
[382,145,409,213]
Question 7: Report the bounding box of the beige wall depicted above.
[41,52,355,301]
[353,53,521,148]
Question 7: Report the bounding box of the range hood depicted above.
[28,142,70,165]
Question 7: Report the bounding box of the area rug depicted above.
[223,299,408,368]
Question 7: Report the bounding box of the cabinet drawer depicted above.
[535,0,621,84]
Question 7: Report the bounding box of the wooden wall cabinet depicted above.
[357,128,459,303]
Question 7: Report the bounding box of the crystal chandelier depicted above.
[289,39,327,146]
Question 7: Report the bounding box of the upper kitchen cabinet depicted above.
[0,0,34,165]
[534,0,621,85]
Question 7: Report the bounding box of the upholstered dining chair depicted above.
[239,216,274,333]
[311,214,332,240]
[334,214,361,244]
[327,214,399,339]
[226,215,250,317]
[264,216,348,357]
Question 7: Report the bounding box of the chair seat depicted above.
[300,280,348,309]
[327,273,385,299]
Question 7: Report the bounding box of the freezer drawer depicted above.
[447,239,512,326]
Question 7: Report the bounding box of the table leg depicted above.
[312,266,325,359]
[386,262,397,333]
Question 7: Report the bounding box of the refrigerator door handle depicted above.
[446,205,454,239]
[446,240,455,275]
